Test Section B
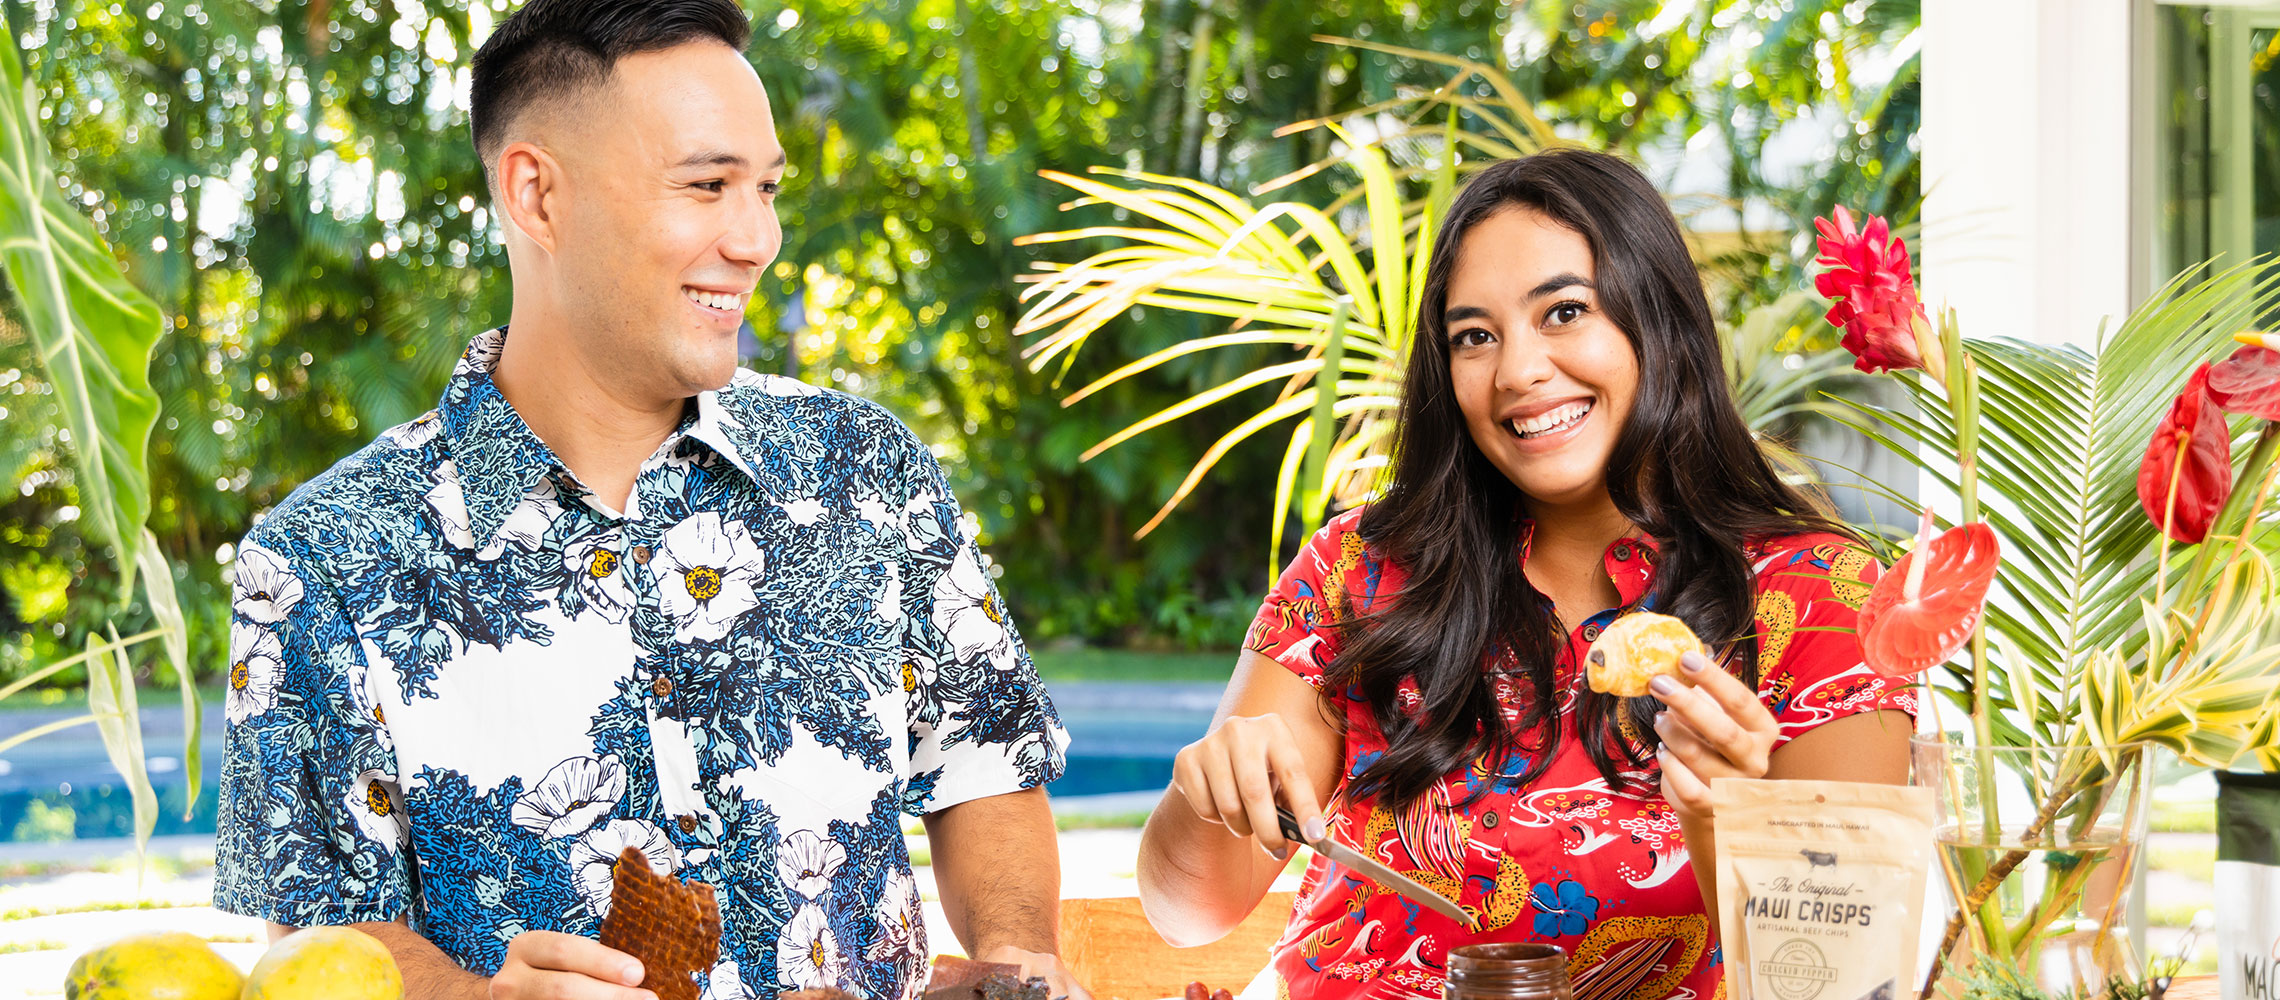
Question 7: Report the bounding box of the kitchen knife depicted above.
[1277,806,1479,932]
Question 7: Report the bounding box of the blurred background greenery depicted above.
[0,0,1922,693]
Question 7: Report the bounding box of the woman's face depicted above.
[1442,205,1640,509]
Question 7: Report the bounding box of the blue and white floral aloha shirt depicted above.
[214,328,1068,1000]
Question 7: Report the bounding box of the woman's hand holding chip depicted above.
[1647,650,1779,822]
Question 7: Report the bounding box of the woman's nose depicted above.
[1493,329,1556,394]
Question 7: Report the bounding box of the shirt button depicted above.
[1614,544,1631,561]
[631,545,654,565]
[677,814,698,834]
[1482,811,1500,828]
[1582,623,1602,642]
[652,676,674,698]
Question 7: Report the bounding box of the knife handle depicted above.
[1274,805,1307,844]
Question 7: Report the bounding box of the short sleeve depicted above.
[211,535,411,926]
[1749,537,1919,752]
[1245,509,1371,688]
[892,430,1068,816]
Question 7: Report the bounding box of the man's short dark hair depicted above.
[469,0,751,171]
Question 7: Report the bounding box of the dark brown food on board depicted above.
[924,955,1053,1000]
[927,956,1024,994]
[597,846,722,1000]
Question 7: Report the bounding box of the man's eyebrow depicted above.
[672,149,790,171]
[1527,273,1595,299]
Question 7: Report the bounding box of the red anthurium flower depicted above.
[2206,344,2280,421]
[1858,508,2001,679]
[2136,364,2234,544]
[1813,207,1943,380]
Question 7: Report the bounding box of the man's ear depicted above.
[494,140,564,254]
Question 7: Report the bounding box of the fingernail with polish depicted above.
[1302,817,1328,842]
[1271,844,1292,862]
[1653,711,1670,730]
[1680,651,1710,673]
[1649,674,1681,697]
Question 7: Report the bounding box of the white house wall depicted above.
[1922,0,2139,349]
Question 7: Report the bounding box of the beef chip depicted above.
[597,846,721,1000]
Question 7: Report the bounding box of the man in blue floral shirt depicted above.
[212,3,1074,999]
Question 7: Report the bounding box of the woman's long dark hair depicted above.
[1331,149,1849,811]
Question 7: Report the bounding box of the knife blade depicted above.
[1277,806,1479,932]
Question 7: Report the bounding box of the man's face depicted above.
[542,41,785,402]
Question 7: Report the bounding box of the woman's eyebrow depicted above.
[1526,273,1595,300]
[1445,304,1491,323]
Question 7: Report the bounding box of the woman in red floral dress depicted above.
[1133,150,1916,1000]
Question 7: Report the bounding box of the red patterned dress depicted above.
[1244,507,1915,1000]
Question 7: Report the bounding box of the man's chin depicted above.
[673,351,742,396]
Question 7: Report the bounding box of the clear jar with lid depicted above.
[1443,943,1575,1000]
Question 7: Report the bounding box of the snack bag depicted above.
[1713,778,1936,1000]
[2217,770,2280,1000]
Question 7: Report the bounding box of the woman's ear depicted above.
[493,140,563,254]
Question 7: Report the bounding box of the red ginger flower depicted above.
[1813,207,1944,381]
[2137,364,2234,545]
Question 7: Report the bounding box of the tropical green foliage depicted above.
[0,7,189,862]
[0,12,164,576]
[1013,138,1437,574]
[1009,33,1892,570]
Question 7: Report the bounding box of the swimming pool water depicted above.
[0,681,1217,842]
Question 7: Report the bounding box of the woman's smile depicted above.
[1501,397,1597,452]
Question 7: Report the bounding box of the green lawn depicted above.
[1028,647,1237,683]
[2151,798,2217,834]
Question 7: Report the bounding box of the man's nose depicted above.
[719,194,781,269]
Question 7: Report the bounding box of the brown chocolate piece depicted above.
[598,846,721,1000]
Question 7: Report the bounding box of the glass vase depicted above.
[1910,737,2152,1000]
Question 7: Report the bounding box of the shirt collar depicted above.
[436,328,764,542]
[684,381,765,486]
[1519,519,1661,609]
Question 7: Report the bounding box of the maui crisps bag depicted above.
[2217,770,2280,1000]
[1713,778,1937,1000]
